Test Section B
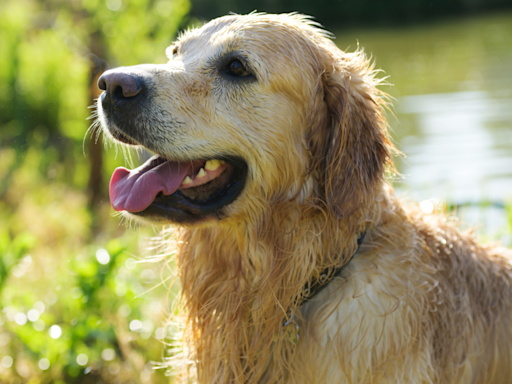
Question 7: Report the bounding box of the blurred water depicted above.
[397,91,512,235]
[398,91,512,199]
[336,13,512,237]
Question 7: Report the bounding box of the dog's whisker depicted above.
[133,274,176,299]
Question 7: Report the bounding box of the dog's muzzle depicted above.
[97,69,248,225]
[97,69,146,145]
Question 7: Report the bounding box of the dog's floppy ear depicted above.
[308,50,393,219]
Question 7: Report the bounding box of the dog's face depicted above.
[97,14,391,226]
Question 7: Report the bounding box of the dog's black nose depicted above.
[98,71,142,101]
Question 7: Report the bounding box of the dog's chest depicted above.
[278,258,433,384]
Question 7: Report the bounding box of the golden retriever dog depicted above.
[96,13,512,384]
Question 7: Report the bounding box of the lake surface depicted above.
[335,13,512,239]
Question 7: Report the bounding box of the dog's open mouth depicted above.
[109,155,247,222]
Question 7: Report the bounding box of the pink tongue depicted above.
[109,156,191,212]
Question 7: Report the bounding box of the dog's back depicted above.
[416,208,512,384]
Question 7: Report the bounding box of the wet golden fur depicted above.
[102,13,512,384]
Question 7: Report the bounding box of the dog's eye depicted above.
[225,59,250,78]
[172,46,179,57]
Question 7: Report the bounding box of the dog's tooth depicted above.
[182,176,193,185]
[197,168,206,178]
[205,160,221,171]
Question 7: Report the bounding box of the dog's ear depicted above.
[308,50,394,219]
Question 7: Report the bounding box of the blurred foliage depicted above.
[189,0,512,29]
[0,168,180,383]
[0,0,189,382]
[0,145,181,383]
[0,0,190,196]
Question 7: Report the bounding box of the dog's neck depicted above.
[173,191,388,383]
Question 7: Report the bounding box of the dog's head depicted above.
[97,13,393,226]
